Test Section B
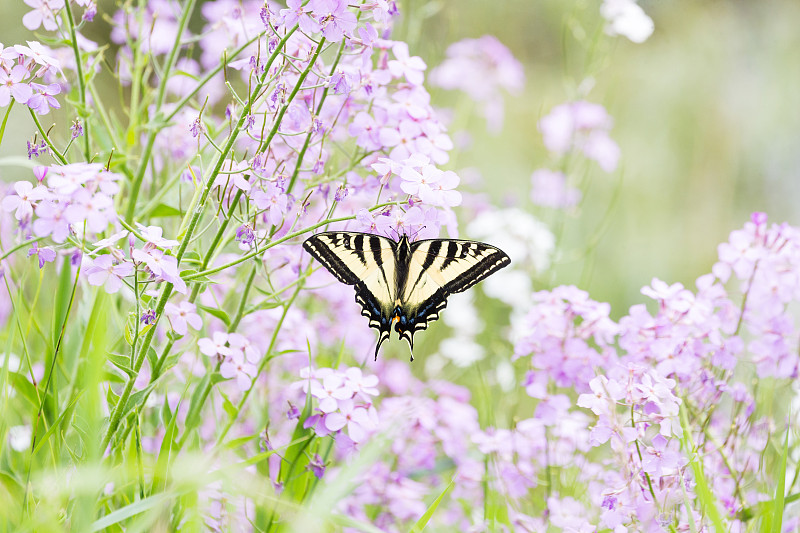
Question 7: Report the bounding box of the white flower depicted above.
[600,0,654,44]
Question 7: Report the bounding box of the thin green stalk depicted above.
[177,264,258,449]
[256,38,326,156]
[216,282,304,445]
[0,237,44,261]
[125,0,199,218]
[286,39,346,194]
[29,110,68,164]
[61,0,91,160]
[183,202,397,280]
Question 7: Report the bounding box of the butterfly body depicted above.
[303,231,510,361]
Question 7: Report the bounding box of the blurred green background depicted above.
[1,0,799,316]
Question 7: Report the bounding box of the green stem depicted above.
[256,38,326,156]
[177,264,258,449]
[61,0,91,160]
[29,110,68,164]
[124,0,199,219]
[286,39,346,194]
[216,282,303,445]
[183,202,397,281]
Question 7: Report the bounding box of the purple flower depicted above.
[307,453,326,479]
[27,83,61,115]
[27,242,56,269]
[134,224,180,249]
[198,332,232,359]
[70,120,84,139]
[0,65,34,107]
[252,182,289,226]
[220,351,257,391]
[64,189,114,234]
[280,0,321,35]
[2,181,47,220]
[310,0,357,42]
[538,101,620,172]
[81,1,97,22]
[85,255,134,294]
[33,200,71,243]
[164,301,202,336]
[287,402,300,420]
[387,42,426,86]
[323,399,374,443]
[355,208,392,236]
[140,309,157,325]
[27,139,49,159]
[189,116,204,138]
[530,169,581,208]
[235,224,256,246]
[131,248,187,294]
[333,186,348,203]
[22,0,64,31]
[328,71,351,95]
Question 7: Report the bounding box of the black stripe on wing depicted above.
[303,232,393,286]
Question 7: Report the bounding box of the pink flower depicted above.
[1,181,47,220]
[85,255,133,293]
[387,42,426,85]
[164,301,202,336]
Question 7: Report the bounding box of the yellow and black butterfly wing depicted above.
[396,239,511,353]
[303,232,398,359]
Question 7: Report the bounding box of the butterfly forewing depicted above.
[396,239,511,350]
[303,232,398,358]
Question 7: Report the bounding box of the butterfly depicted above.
[302,231,510,361]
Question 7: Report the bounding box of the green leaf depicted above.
[106,353,135,377]
[410,479,455,533]
[196,304,231,327]
[770,427,789,533]
[679,405,727,531]
[89,494,169,531]
[149,203,183,218]
[7,372,39,409]
[151,398,182,494]
[32,392,83,455]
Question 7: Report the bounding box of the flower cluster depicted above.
[2,164,122,270]
[199,332,261,391]
[296,366,379,443]
[539,100,621,173]
[0,41,63,115]
[430,35,525,132]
